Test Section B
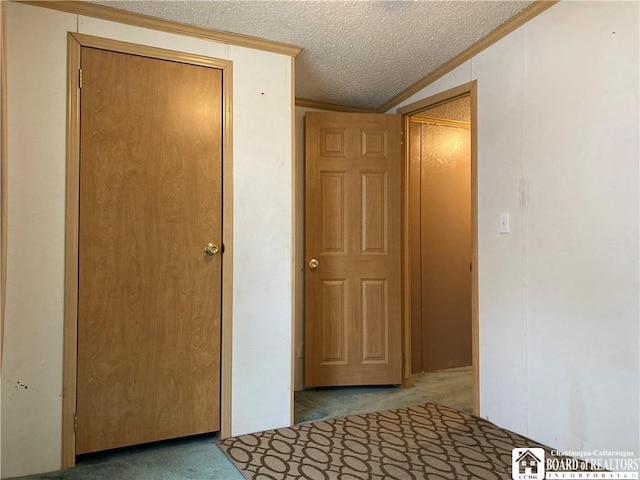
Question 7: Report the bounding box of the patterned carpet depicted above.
[218,403,550,480]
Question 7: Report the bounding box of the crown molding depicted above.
[295,98,376,113]
[377,0,559,112]
[16,0,303,57]
[15,0,559,113]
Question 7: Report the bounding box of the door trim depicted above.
[63,32,234,467]
[398,81,479,414]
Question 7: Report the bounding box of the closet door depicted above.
[76,47,222,454]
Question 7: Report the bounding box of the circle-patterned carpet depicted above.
[217,403,551,479]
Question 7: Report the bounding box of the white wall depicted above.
[390,0,639,457]
[1,2,294,477]
[2,6,77,478]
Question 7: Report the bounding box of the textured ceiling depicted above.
[93,0,536,110]
[422,95,471,123]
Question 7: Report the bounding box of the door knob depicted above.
[204,243,219,256]
[308,258,319,269]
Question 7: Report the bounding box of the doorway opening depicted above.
[399,81,479,415]
[409,97,472,373]
[295,81,478,423]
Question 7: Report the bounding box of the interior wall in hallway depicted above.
[409,97,472,373]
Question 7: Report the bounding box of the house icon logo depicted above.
[512,448,545,480]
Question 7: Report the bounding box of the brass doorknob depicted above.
[204,243,219,256]
[308,258,319,269]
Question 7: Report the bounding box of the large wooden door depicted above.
[305,112,402,387]
[76,48,222,454]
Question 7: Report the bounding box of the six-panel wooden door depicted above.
[305,112,402,387]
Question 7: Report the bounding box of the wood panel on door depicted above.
[77,47,222,454]
[305,112,402,387]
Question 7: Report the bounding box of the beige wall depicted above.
[390,0,639,458]
[1,3,294,477]
[2,7,77,477]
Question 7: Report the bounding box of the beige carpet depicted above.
[295,367,473,424]
[218,403,551,480]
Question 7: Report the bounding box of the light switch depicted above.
[499,213,510,234]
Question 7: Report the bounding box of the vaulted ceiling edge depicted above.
[377,0,559,113]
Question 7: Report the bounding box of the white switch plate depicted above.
[499,213,510,234]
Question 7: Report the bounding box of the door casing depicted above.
[299,82,478,412]
[63,32,234,467]
[398,81,479,414]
